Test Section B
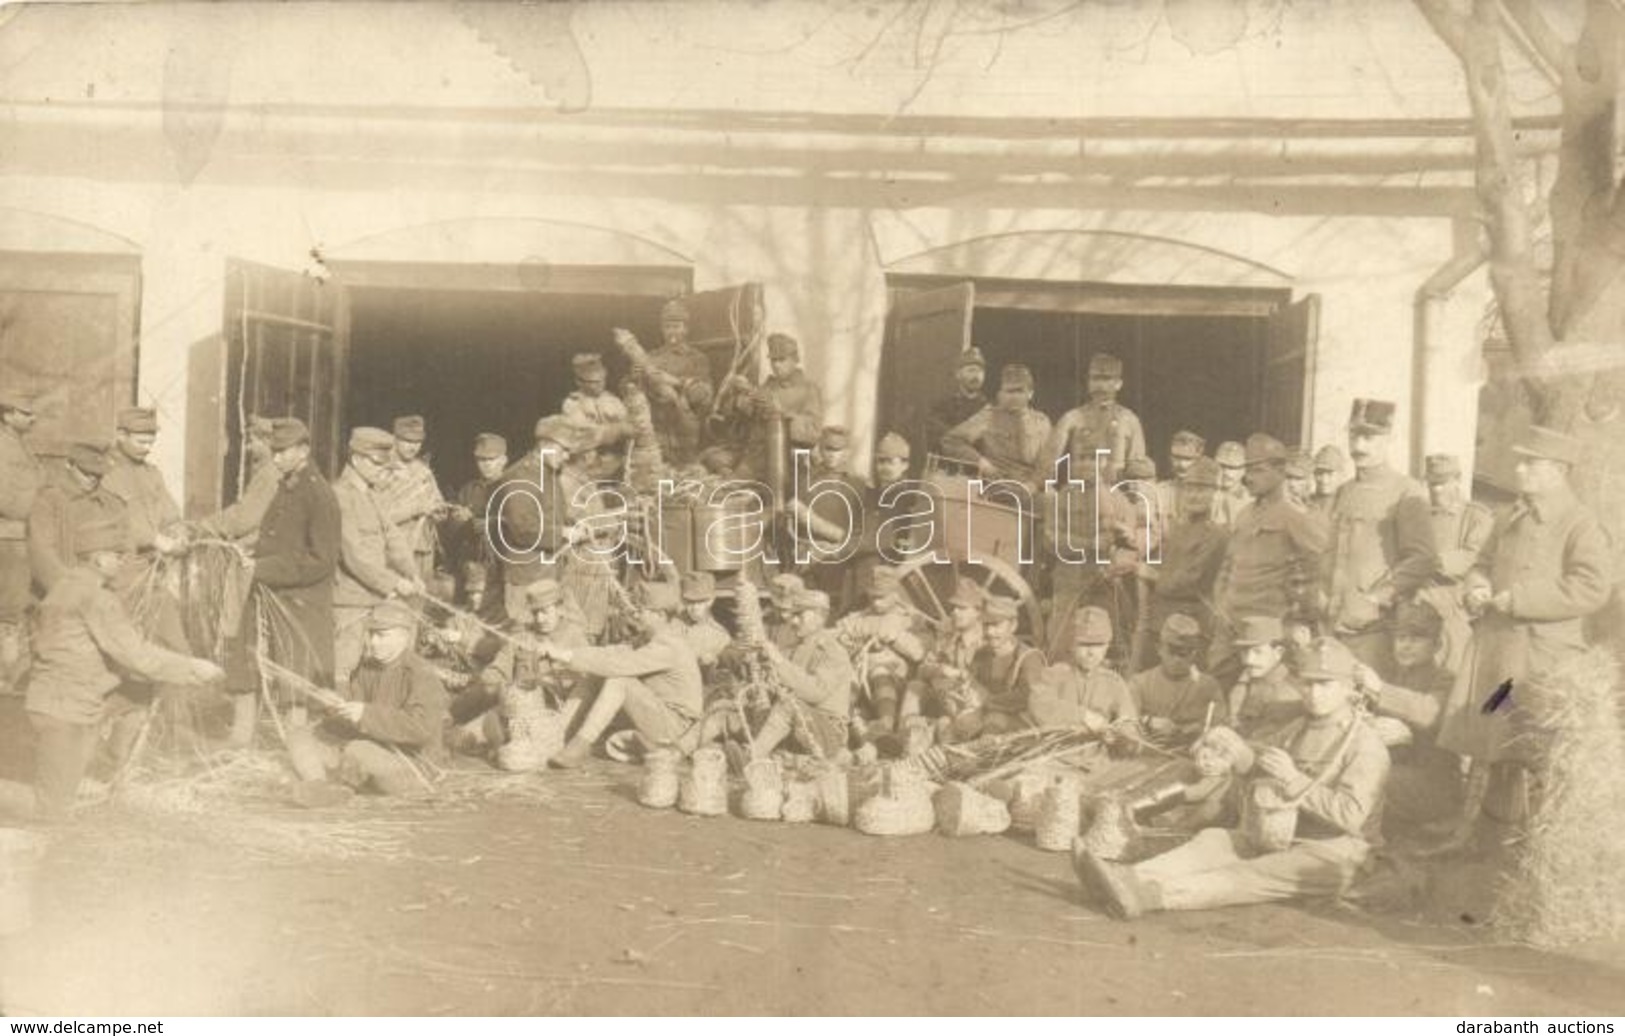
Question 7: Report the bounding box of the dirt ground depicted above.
[2,732,1623,1018]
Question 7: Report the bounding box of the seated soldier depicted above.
[1128,613,1225,748]
[950,594,1045,742]
[455,579,590,756]
[900,577,985,735]
[1074,638,1389,920]
[836,565,930,748]
[678,571,732,670]
[751,588,855,762]
[536,580,702,767]
[1354,599,1461,829]
[0,521,223,823]
[1225,616,1303,739]
[287,600,449,799]
[764,573,805,653]
[1028,606,1139,745]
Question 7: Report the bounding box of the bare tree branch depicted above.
[1548,0,1621,333]
[1416,0,1472,57]
[1501,0,1573,75]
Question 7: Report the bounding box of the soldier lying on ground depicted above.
[0,520,222,823]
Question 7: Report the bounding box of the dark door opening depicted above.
[345,288,667,493]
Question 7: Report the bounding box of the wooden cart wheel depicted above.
[894,553,1045,646]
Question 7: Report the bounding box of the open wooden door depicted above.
[683,282,764,387]
[1258,292,1319,447]
[187,259,349,513]
[877,281,975,461]
[0,252,141,459]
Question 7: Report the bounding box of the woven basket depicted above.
[899,716,937,759]
[782,777,820,823]
[739,758,784,821]
[1035,773,1083,852]
[638,747,682,809]
[988,771,1052,832]
[678,745,728,817]
[854,764,935,837]
[933,781,1011,837]
[1240,778,1297,854]
[497,687,566,772]
[815,765,852,827]
[1077,793,1137,860]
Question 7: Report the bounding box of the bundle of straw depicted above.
[1492,647,1625,947]
[941,727,1100,786]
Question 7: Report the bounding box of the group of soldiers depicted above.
[0,305,1616,924]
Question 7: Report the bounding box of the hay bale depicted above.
[1492,648,1625,947]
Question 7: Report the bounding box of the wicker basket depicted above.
[1240,778,1298,854]
[933,781,1011,837]
[679,745,728,817]
[1035,773,1083,852]
[854,764,935,837]
[638,747,682,809]
[739,758,784,821]
[497,687,566,772]
[1077,793,1137,861]
[782,777,820,823]
[988,771,1052,832]
[815,764,852,827]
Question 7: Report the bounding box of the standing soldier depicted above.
[1283,449,1316,512]
[1045,352,1146,485]
[1155,430,1207,527]
[1210,440,1249,527]
[617,299,713,467]
[792,425,870,613]
[1424,453,1494,581]
[1438,427,1612,846]
[918,347,988,460]
[1311,446,1347,516]
[1134,457,1229,670]
[443,432,510,621]
[941,363,1054,493]
[224,418,341,748]
[0,390,41,691]
[28,442,129,592]
[725,332,825,480]
[381,415,446,585]
[102,407,186,560]
[333,428,422,692]
[1322,399,1438,669]
[561,353,633,480]
[492,416,593,626]
[0,521,223,822]
[1207,434,1328,688]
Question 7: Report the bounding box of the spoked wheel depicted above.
[894,553,1045,647]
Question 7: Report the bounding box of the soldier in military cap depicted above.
[726,332,826,479]
[285,599,448,800]
[191,414,283,547]
[221,418,341,748]
[1321,398,1438,670]
[1207,433,1328,688]
[763,572,806,653]
[836,564,930,749]
[1311,445,1347,516]
[749,587,856,761]
[1128,613,1224,747]
[678,570,732,670]
[1155,429,1207,527]
[901,576,985,734]
[614,299,713,467]
[1027,606,1139,740]
[534,578,703,768]
[1283,448,1315,512]
[1075,637,1389,920]
[562,352,634,479]
[0,520,223,822]
[377,414,447,586]
[492,415,596,626]
[28,441,129,593]
[1424,453,1493,581]
[941,363,1054,492]
[1224,615,1304,738]
[950,593,1046,741]
[919,347,988,460]
[0,388,41,690]
[1438,426,1612,842]
[1045,352,1147,485]
[1353,599,1460,828]
[443,432,510,619]
[457,578,591,757]
[1210,440,1250,526]
[1134,456,1229,671]
[333,427,423,691]
[793,424,871,613]
[102,407,186,559]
